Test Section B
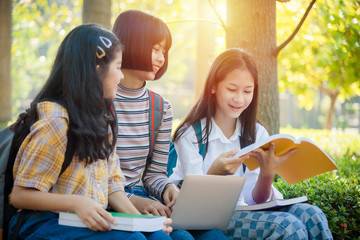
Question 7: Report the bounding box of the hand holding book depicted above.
[249,141,299,178]
[59,211,167,232]
[207,148,248,175]
[236,134,337,184]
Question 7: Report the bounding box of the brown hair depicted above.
[112,10,172,80]
[173,48,259,145]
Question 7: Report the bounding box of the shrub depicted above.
[275,128,360,239]
[275,173,360,240]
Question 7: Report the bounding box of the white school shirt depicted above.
[169,118,283,206]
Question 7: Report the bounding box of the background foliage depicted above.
[277,0,360,129]
[10,0,359,130]
[12,0,81,115]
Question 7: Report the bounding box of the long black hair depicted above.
[173,48,259,145]
[12,24,123,164]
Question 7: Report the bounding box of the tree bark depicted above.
[82,0,111,30]
[226,0,279,134]
[0,0,12,123]
[320,85,339,130]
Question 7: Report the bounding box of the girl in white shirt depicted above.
[170,48,333,239]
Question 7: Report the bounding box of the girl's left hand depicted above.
[250,142,298,178]
[163,183,179,210]
[207,148,249,175]
[162,218,173,234]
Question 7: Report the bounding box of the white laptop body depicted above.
[171,174,246,230]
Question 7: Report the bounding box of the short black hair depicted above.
[112,10,172,79]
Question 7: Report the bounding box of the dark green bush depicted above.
[274,152,360,240]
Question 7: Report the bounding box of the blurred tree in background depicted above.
[2,0,359,133]
[10,0,81,119]
[83,0,111,29]
[0,0,12,122]
[277,0,360,129]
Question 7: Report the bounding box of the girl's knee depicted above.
[145,230,172,240]
[192,229,228,240]
[287,203,328,222]
[169,229,194,240]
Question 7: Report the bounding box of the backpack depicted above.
[0,123,75,239]
[0,100,117,239]
[142,90,205,179]
[167,121,206,177]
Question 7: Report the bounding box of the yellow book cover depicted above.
[236,134,338,184]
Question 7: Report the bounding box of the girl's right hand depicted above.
[162,218,173,234]
[130,195,172,217]
[72,195,115,232]
[207,148,250,175]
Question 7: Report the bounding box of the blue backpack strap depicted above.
[192,121,207,159]
[143,89,164,182]
[166,141,177,176]
[173,121,206,187]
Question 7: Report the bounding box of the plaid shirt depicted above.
[13,101,124,209]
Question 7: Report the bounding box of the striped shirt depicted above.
[13,101,124,209]
[114,84,173,200]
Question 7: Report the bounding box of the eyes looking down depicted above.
[213,69,255,120]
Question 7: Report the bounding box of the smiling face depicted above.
[120,39,167,89]
[100,50,124,99]
[129,38,166,81]
[212,69,255,123]
[151,39,166,77]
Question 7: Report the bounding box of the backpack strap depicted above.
[176,121,206,189]
[142,89,164,183]
[148,89,164,156]
[239,135,253,173]
[192,121,207,159]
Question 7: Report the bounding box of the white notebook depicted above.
[236,196,308,211]
[171,174,246,230]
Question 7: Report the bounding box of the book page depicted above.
[236,196,308,211]
[238,134,337,184]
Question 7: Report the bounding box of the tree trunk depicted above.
[226,0,279,134]
[0,0,12,123]
[195,0,216,99]
[82,0,111,30]
[325,92,338,130]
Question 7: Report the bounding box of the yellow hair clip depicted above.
[96,46,106,59]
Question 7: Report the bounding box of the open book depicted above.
[236,196,308,211]
[59,211,165,232]
[236,134,337,184]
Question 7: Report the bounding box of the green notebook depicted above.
[59,211,165,232]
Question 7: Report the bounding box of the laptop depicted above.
[171,174,246,230]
